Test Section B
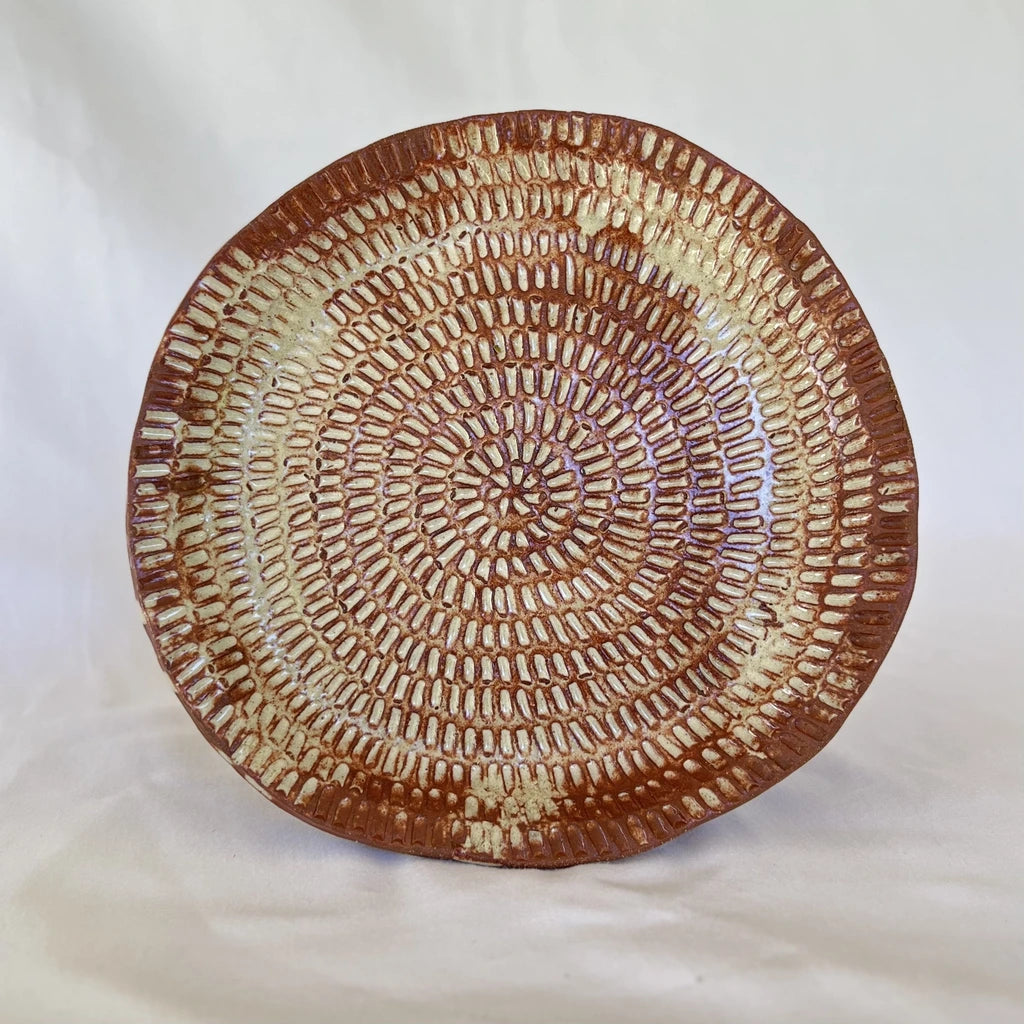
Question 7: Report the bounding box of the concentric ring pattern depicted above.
[128,112,917,866]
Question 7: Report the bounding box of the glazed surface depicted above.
[128,112,917,865]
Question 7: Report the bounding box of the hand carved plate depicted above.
[128,112,917,866]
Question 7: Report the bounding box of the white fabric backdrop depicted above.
[2,1,1022,1021]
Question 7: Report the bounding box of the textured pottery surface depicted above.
[128,112,917,866]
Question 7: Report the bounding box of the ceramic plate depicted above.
[128,112,917,866]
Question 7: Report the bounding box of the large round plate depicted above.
[128,112,917,866]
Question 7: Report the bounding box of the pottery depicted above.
[128,111,917,866]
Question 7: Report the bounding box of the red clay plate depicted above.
[128,112,917,866]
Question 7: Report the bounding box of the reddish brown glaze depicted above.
[128,112,917,866]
